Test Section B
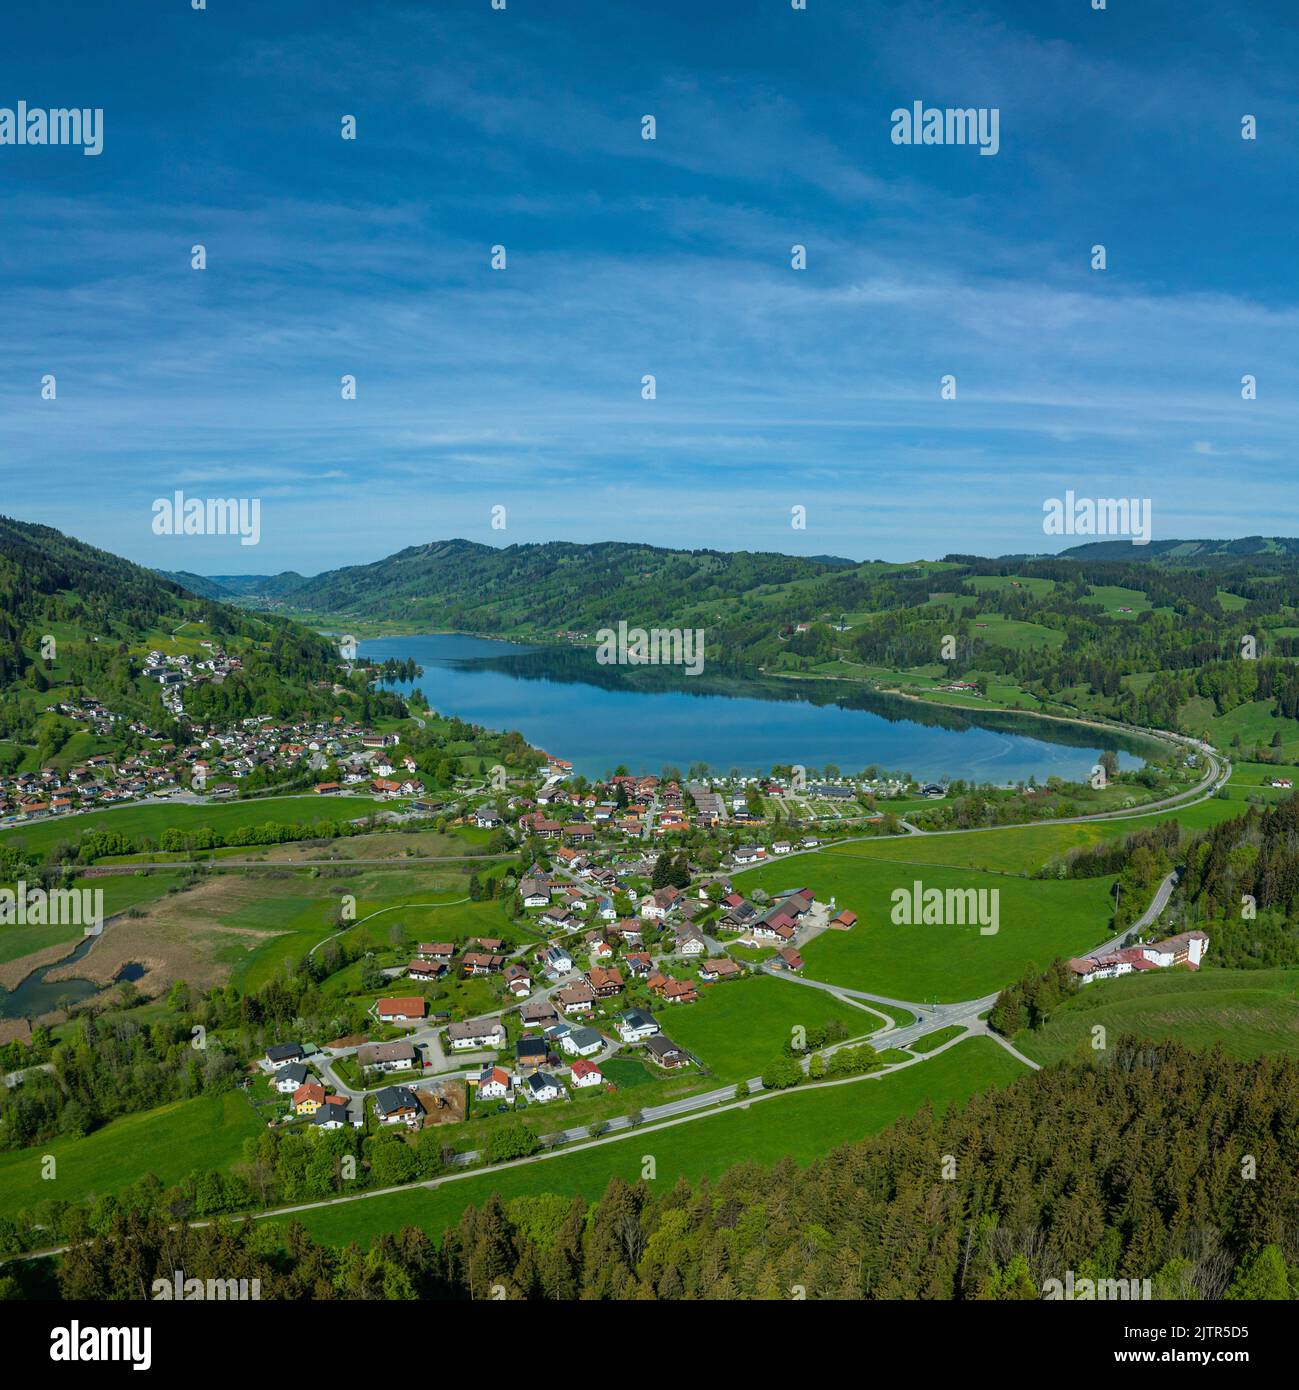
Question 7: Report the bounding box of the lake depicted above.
[360,634,1150,782]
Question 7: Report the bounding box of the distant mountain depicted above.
[1054,538,1299,568]
[158,571,308,601]
[274,539,864,634]
[0,516,361,741]
[158,570,233,599]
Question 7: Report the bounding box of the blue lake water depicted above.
[361,634,1149,783]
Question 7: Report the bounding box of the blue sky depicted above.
[1,0,1296,573]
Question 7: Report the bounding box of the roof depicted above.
[448,1016,505,1041]
[376,996,427,1017]
[266,1042,304,1062]
[373,1085,419,1115]
[571,1059,602,1079]
[357,1040,416,1065]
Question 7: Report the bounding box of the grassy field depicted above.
[270,1036,1026,1248]
[662,974,883,1082]
[909,1025,966,1053]
[0,796,398,857]
[0,1091,263,1220]
[737,852,1117,1001]
[1016,967,1299,1067]
[0,871,186,966]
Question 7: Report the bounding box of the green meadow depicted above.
[663,974,884,1082]
[0,871,186,966]
[270,1037,1026,1248]
[737,851,1117,1001]
[0,795,397,858]
[1017,967,1299,1067]
[0,1091,264,1220]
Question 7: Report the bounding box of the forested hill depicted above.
[0,516,365,747]
[267,539,859,632]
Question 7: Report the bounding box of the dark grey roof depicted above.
[374,1085,419,1116]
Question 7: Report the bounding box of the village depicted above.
[250,863,863,1138]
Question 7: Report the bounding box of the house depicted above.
[475,808,503,829]
[416,942,455,963]
[516,1036,550,1071]
[776,945,805,972]
[310,1099,360,1130]
[831,909,857,930]
[617,1009,660,1043]
[560,1026,605,1057]
[587,935,614,961]
[554,981,597,1014]
[525,1071,563,1103]
[447,1017,508,1050]
[541,944,574,975]
[772,840,792,855]
[648,973,698,1005]
[273,1062,310,1094]
[644,1035,689,1068]
[407,961,444,982]
[357,1041,418,1073]
[373,1085,422,1126]
[520,878,551,908]
[699,957,743,982]
[265,1042,305,1069]
[293,1082,327,1115]
[520,998,560,1029]
[673,930,707,957]
[585,966,625,998]
[477,1065,514,1101]
[569,1058,603,1088]
[376,996,427,1022]
[503,963,533,997]
[733,845,763,865]
[1140,930,1210,970]
[462,951,506,976]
